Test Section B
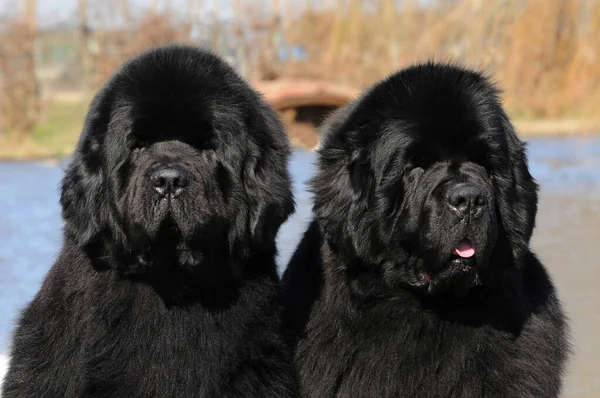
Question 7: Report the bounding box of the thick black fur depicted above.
[3,45,299,397]
[282,63,569,397]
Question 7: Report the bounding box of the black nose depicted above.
[447,183,487,219]
[150,167,189,197]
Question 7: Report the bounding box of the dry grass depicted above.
[90,11,193,88]
[2,0,600,157]
[0,135,56,160]
[0,99,88,160]
[281,0,600,120]
[0,18,40,138]
[78,0,600,122]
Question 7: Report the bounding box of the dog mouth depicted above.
[453,239,475,258]
[430,238,481,295]
[136,198,187,244]
[409,238,481,295]
[155,197,185,224]
[159,215,182,236]
[133,217,204,269]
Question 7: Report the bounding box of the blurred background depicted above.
[0,0,598,396]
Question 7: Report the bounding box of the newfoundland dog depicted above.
[3,45,299,397]
[282,63,569,397]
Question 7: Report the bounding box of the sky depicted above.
[39,0,78,21]
[6,0,199,27]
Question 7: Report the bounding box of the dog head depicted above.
[312,63,537,296]
[61,45,294,276]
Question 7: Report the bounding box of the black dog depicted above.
[3,45,299,397]
[282,63,569,397]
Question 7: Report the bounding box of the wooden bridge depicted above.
[253,79,359,149]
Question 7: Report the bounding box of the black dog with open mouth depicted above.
[282,63,569,397]
[397,158,498,297]
[3,45,299,397]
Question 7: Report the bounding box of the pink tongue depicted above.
[454,240,475,258]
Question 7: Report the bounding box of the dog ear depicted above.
[60,91,121,259]
[494,114,539,261]
[311,104,377,260]
[348,149,375,204]
[231,103,295,258]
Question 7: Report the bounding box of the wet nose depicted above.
[150,167,189,197]
[447,183,487,219]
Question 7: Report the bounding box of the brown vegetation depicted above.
[0,0,599,156]
[282,0,600,120]
[0,19,40,139]
[90,12,193,87]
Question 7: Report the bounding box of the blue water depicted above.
[1,137,599,356]
[527,136,600,195]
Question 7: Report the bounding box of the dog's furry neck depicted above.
[319,239,528,334]
[71,233,278,309]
